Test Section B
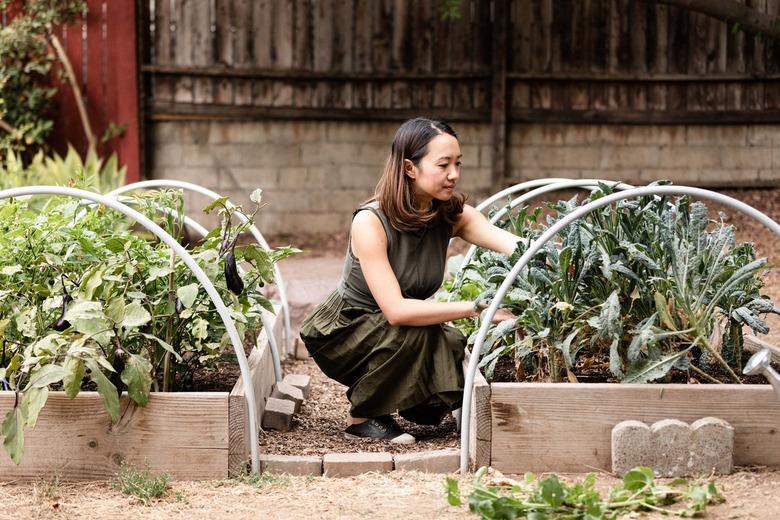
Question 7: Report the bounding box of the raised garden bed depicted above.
[466,338,780,473]
[0,306,282,481]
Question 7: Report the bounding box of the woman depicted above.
[300,117,518,444]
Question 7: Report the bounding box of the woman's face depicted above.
[405,133,462,207]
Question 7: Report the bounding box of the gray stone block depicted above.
[690,417,734,475]
[611,420,652,476]
[261,397,295,432]
[260,454,323,476]
[283,373,312,399]
[323,452,393,477]
[271,382,304,413]
[651,419,692,478]
[394,449,459,473]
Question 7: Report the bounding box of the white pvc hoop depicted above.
[0,186,261,474]
[102,195,283,383]
[448,179,635,301]
[459,185,780,474]
[105,181,293,360]
[474,178,576,213]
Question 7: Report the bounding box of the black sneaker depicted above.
[344,418,416,444]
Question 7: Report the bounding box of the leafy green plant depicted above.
[113,461,170,504]
[0,0,85,157]
[0,185,297,464]
[447,466,724,519]
[0,145,125,192]
[443,183,778,384]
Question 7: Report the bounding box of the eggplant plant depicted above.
[442,183,779,384]
[0,187,297,463]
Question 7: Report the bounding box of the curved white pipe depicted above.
[449,179,635,301]
[0,186,262,474]
[474,178,575,213]
[104,196,283,383]
[105,181,293,360]
[459,185,780,474]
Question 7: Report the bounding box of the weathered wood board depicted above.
[464,353,491,470]
[490,383,780,474]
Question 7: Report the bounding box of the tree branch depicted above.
[653,0,780,40]
[49,33,97,150]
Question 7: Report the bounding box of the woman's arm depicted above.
[452,204,521,255]
[352,210,481,327]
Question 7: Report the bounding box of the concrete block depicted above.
[261,397,295,431]
[271,382,304,413]
[747,125,780,146]
[600,146,660,169]
[659,146,722,169]
[539,146,601,169]
[323,452,394,477]
[686,125,747,145]
[393,448,459,473]
[690,417,734,475]
[260,454,323,476]
[720,147,773,169]
[651,419,692,478]
[282,373,312,399]
[611,420,652,476]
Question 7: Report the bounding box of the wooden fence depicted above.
[141,0,780,181]
[1,0,141,182]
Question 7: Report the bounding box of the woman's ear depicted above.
[403,159,416,180]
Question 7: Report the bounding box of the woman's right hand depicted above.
[490,307,516,324]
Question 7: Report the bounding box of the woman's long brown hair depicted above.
[373,118,466,232]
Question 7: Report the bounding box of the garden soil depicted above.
[2,188,780,518]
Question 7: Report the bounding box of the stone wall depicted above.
[148,120,780,235]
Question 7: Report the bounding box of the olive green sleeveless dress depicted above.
[299,201,466,423]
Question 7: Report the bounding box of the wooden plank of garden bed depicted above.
[228,306,282,476]
[490,383,780,474]
[0,392,228,481]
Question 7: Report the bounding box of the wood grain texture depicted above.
[465,356,491,470]
[490,383,780,474]
[0,392,229,481]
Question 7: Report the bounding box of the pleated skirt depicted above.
[299,290,466,422]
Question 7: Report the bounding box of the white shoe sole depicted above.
[343,432,416,445]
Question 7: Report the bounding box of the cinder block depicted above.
[260,454,323,476]
[283,374,312,399]
[651,419,692,478]
[261,397,295,431]
[393,448,459,473]
[611,420,652,476]
[690,417,734,475]
[323,452,394,477]
[271,382,304,413]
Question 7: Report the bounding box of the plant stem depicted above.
[162,249,175,392]
[0,117,20,137]
[49,33,96,150]
[690,364,725,384]
[696,329,742,383]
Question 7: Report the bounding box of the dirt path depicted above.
[1,468,778,519]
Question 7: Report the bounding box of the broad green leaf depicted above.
[105,297,126,324]
[621,349,691,384]
[176,283,199,309]
[141,333,183,362]
[64,301,114,344]
[249,188,263,204]
[24,364,69,390]
[202,196,230,214]
[192,318,209,340]
[21,386,48,428]
[122,302,151,328]
[86,360,119,424]
[120,354,152,406]
[654,292,676,330]
[623,466,654,491]
[62,356,85,399]
[2,407,24,465]
[79,266,104,300]
[0,265,21,276]
[146,266,174,282]
[15,307,37,338]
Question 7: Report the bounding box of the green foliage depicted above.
[0,184,298,464]
[447,466,724,519]
[0,0,84,157]
[443,184,778,384]
[113,462,170,504]
[0,145,125,192]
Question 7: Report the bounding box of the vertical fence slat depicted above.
[513,0,532,72]
[191,1,213,104]
[173,0,193,103]
[232,0,252,105]
[647,3,667,111]
[214,0,234,104]
[153,0,173,102]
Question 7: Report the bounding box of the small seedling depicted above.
[33,476,61,503]
[113,462,170,504]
